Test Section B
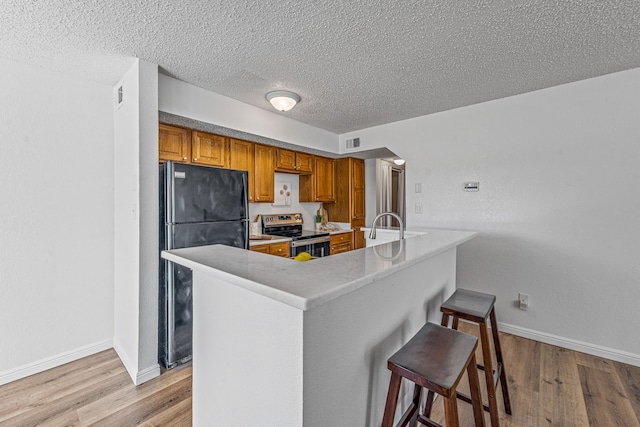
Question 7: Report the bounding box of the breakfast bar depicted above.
[162,228,476,426]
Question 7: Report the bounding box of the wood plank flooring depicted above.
[0,350,191,427]
[1,327,638,426]
[428,322,640,426]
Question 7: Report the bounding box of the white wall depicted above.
[158,75,339,153]
[248,173,323,229]
[0,59,115,384]
[113,59,160,385]
[341,69,640,362]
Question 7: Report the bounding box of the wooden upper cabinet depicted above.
[300,155,336,203]
[159,124,190,162]
[276,148,296,171]
[192,131,229,168]
[253,144,275,203]
[276,149,314,174]
[230,138,255,202]
[314,156,336,202]
[324,157,366,229]
[296,152,314,174]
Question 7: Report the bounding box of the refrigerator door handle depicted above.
[242,171,249,215]
[165,161,175,224]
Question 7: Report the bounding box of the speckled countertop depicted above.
[162,229,476,311]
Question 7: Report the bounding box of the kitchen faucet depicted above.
[369,212,404,240]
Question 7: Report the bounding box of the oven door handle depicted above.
[290,236,331,247]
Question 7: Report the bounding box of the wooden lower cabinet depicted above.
[330,232,353,255]
[250,241,290,258]
[354,230,366,250]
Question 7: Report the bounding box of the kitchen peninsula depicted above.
[162,228,476,426]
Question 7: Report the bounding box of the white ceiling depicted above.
[2,0,639,134]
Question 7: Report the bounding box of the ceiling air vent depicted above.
[345,137,361,150]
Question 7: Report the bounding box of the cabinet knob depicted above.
[256,197,260,200]
[183,157,187,160]
[194,158,198,161]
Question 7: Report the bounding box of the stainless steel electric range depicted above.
[261,213,331,258]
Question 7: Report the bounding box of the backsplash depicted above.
[249,173,321,231]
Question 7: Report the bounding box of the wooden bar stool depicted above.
[433,289,512,427]
[382,322,485,427]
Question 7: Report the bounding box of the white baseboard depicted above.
[112,342,161,386]
[135,363,161,385]
[0,339,113,386]
[498,322,640,368]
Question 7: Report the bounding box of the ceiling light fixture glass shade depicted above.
[266,90,300,112]
[393,158,406,165]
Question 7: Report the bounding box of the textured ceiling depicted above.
[2,0,640,134]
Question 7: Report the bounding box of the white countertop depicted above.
[248,236,291,247]
[162,228,476,311]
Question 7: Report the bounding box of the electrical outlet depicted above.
[415,203,423,214]
[518,293,529,310]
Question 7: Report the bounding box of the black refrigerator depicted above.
[159,161,249,368]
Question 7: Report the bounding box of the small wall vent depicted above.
[114,84,124,111]
[345,137,361,150]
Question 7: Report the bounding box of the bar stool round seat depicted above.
[438,288,512,427]
[382,322,486,427]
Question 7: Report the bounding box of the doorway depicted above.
[375,159,405,227]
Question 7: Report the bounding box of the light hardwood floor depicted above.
[1,327,639,426]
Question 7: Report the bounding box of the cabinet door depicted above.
[250,245,269,254]
[159,124,190,162]
[353,230,366,250]
[276,148,296,171]
[254,144,275,203]
[330,232,352,255]
[351,158,366,228]
[230,139,255,202]
[192,131,229,168]
[268,242,290,257]
[296,152,314,174]
[314,157,335,202]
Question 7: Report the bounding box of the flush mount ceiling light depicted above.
[393,158,406,165]
[266,90,300,112]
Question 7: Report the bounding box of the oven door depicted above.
[291,238,330,258]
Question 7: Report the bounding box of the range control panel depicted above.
[262,213,304,227]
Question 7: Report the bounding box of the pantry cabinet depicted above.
[324,157,366,249]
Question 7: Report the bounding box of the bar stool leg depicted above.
[407,384,422,427]
[382,372,402,427]
[490,308,512,415]
[479,322,500,427]
[467,353,486,427]
[443,394,460,427]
